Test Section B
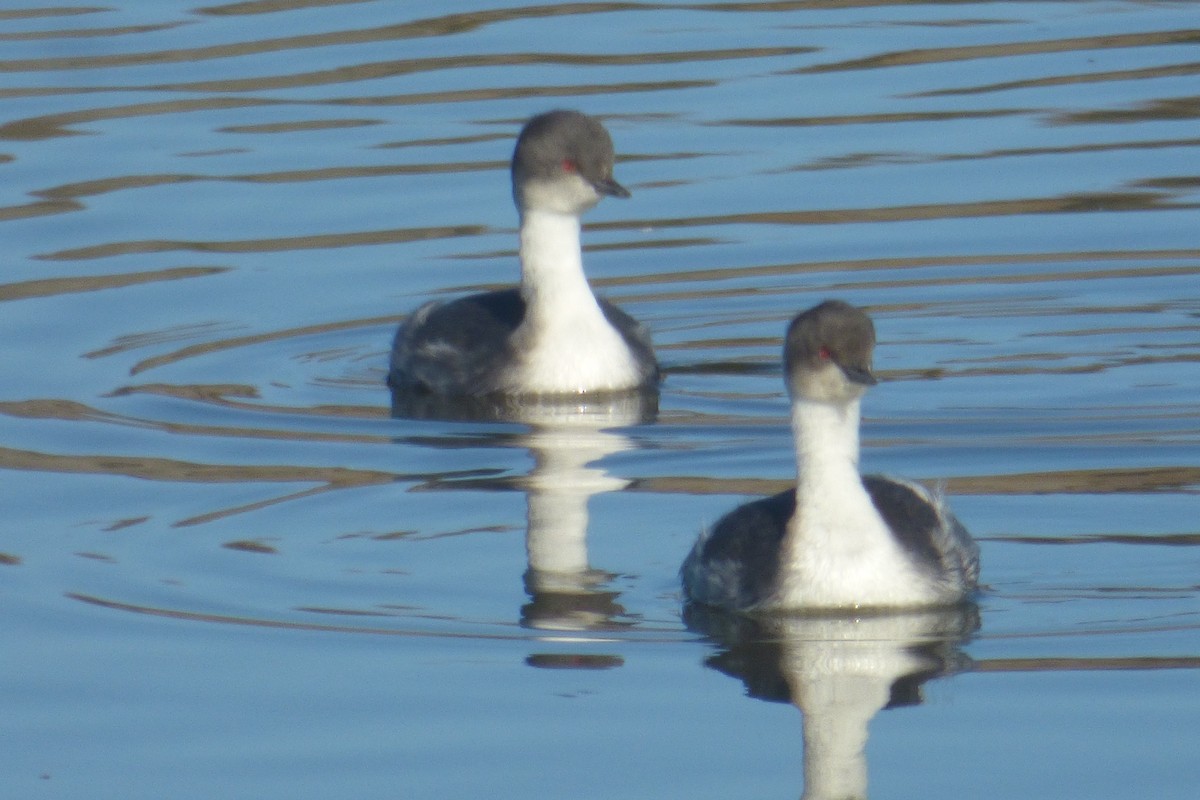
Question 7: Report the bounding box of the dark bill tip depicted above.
[840,363,878,386]
[592,176,631,199]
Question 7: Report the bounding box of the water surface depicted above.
[2,2,1197,798]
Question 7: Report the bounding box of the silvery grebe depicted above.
[682,300,979,611]
[388,110,658,397]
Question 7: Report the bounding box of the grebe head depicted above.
[511,110,630,216]
[784,300,878,404]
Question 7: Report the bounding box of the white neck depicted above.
[508,208,641,394]
[519,208,599,322]
[773,393,943,610]
[793,397,862,497]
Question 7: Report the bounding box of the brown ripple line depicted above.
[0,78,709,139]
[983,533,1200,547]
[0,76,700,137]
[794,29,1200,74]
[623,467,1200,497]
[220,117,380,134]
[714,108,1030,128]
[19,439,1192,500]
[0,8,102,22]
[0,398,148,425]
[0,266,227,302]
[1033,320,1200,339]
[36,160,504,200]
[1,161,503,222]
[85,321,241,360]
[977,617,1200,642]
[791,138,1200,173]
[973,656,1200,673]
[36,224,490,262]
[191,0,986,18]
[0,393,388,447]
[913,61,1200,98]
[0,443,506,526]
[948,468,1200,495]
[17,150,695,211]
[1054,95,1200,126]
[112,314,402,375]
[304,78,716,109]
[140,47,812,95]
[0,443,399,487]
[0,96,274,140]
[592,191,1197,233]
[107,383,389,420]
[0,443,381,526]
[198,0,384,17]
[784,263,1200,298]
[374,130,513,150]
[33,192,1196,262]
[0,75,710,111]
[0,197,81,222]
[1141,176,1200,191]
[63,591,556,641]
[106,301,1171,389]
[5,249,1190,385]
[930,351,1200,381]
[588,248,1200,287]
[63,593,1200,662]
[67,265,1190,382]
[65,591,685,642]
[680,1,1012,13]
[0,3,654,72]
[0,21,180,42]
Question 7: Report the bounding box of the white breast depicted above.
[510,310,642,394]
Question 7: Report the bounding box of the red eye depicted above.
[562,159,578,173]
[818,345,832,361]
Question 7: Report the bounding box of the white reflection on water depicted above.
[687,606,978,800]
[521,416,642,633]
[391,385,658,636]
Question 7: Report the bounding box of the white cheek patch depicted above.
[793,361,871,405]
[521,175,601,215]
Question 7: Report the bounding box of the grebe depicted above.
[681,300,979,611]
[388,110,658,397]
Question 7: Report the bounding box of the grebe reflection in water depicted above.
[686,605,978,800]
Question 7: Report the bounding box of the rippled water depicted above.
[3,2,1198,798]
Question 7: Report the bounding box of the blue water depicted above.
[2,1,1198,797]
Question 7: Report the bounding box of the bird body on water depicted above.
[389,110,658,399]
[682,300,979,612]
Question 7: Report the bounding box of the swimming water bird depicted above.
[681,300,979,612]
[388,110,658,398]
